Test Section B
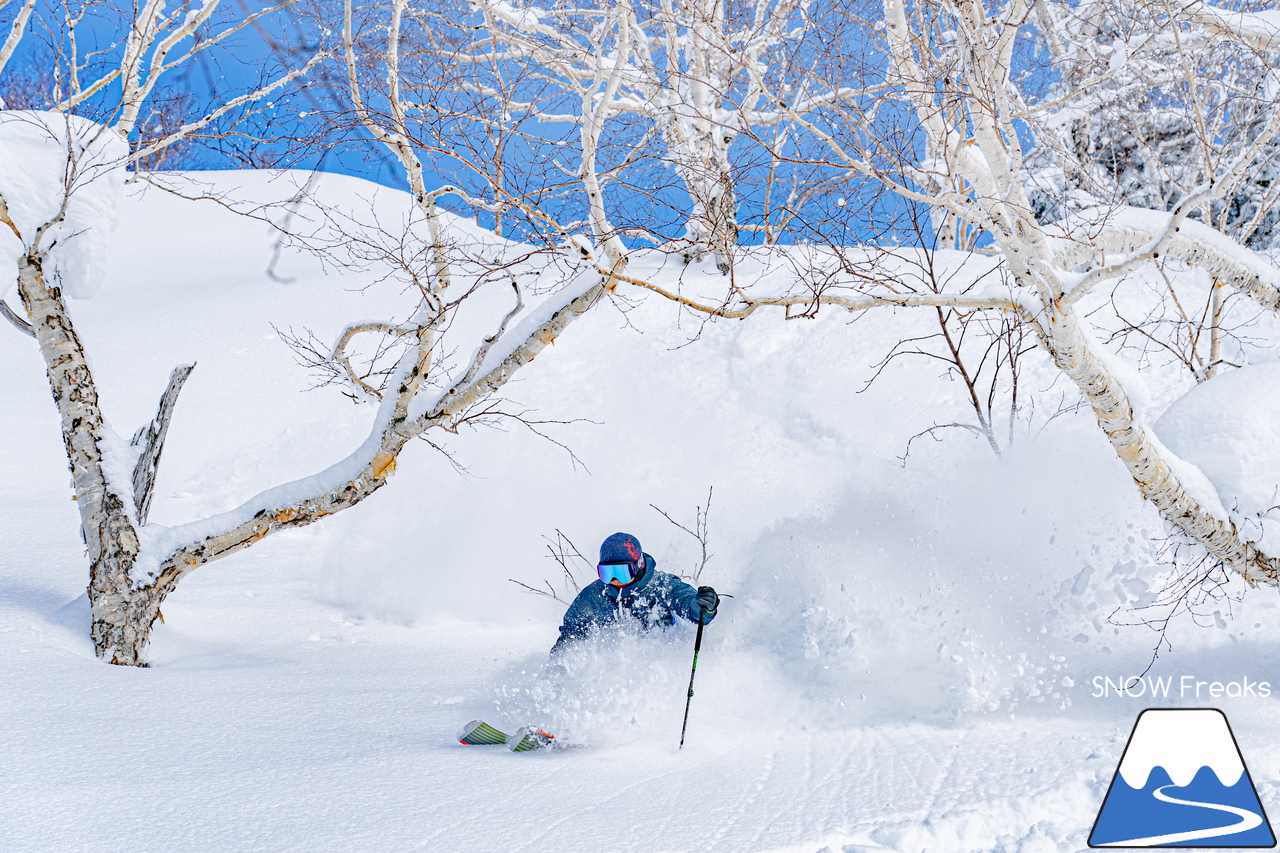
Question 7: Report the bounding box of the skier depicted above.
[550,532,719,656]
[458,532,720,751]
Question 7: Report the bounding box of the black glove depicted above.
[695,586,719,615]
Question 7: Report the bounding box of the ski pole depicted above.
[679,609,707,749]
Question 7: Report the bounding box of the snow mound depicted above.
[1154,364,1280,539]
[0,112,127,299]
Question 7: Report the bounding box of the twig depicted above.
[650,487,714,583]
[508,577,568,604]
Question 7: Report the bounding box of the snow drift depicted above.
[1156,363,1280,548]
[0,112,127,299]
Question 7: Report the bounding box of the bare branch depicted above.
[330,321,416,401]
[650,486,714,582]
[0,296,33,338]
[508,577,570,605]
[128,49,328,165]
[129,363,195,525]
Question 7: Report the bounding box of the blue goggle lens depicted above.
[598,561,638,585]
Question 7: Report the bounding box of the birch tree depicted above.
[439,0,855,272]
[0,0,639,666]
[1018,0,1280,388]
[0,1,329,664]
[599,0,1280,592]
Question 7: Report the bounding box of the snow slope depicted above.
[2,170,1280,852]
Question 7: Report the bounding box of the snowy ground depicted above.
[3,171,1280,852]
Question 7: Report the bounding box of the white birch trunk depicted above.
[952,0,1280,585]
[18,229,607,664]
[667,120,738,273]
[14,248,154,663]
[872,0,1280,587]
[0,1,326,664]
[1045,305,1279,583]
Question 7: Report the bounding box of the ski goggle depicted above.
[598,560,640,586]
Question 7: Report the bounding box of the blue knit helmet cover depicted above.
[599,532,644,565]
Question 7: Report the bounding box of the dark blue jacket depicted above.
[551,554,713,655]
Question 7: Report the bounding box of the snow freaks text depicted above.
[1091,676,1272,699]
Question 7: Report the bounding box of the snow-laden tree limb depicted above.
[9,118,620,664]
[1050,207,1280,313]
[610,262,1031,324]
[903,0,1280,582]
[137,271,610,630]
[726,0,1280,588]
[0,0,645,664]
[0,2,326,663]
[0,0,36,79]
[1190,4,1280,52]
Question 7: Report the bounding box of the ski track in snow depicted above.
[0,610,1122,853]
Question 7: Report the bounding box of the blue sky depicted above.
[1,0,926,248]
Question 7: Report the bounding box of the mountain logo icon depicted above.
[1089,708,1275,847]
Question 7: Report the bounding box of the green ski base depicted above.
[457,720,555,752]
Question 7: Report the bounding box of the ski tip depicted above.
[458,720,509,745]
[457,719,483,743]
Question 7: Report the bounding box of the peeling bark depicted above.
[15,249,151,663]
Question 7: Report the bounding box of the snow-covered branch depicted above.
[143,270,610,608]
[753,0,1280,588]
[1051,206,1280,314]
[1190,4,1280,52]
[0,0,36,78]
[615,266,1029,324]
[0,1,324,663]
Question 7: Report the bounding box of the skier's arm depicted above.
[550,585,602,655]
[669,576,717,625]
